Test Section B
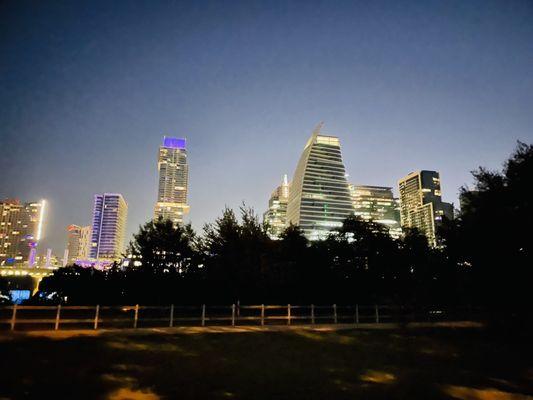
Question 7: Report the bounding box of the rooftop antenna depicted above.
[312,121,324,136]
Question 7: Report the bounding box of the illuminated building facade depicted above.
[263,174,290,239]
[90,193,128,262]
[78,225,92,260]
[154,136,190,225]
[349,184,402,239]
[66,225,81,264]
[398,170,453,246]
[286,124,354,240]
[65,224,91,264]
[0,199,45,266]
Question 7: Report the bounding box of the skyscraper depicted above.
[154,136,190,225]
[286,124,354,240]
[398,170,454,246]
[0,199,45,266]
[78,225,92,260]
[65,224,92,264]
[90,193,128,262]
[66,224,81,264]
[349,184,402,239]
[263,174,290,239]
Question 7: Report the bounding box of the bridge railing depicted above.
[0,304,486,331]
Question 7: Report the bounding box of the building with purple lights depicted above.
[89,193,128,263]
[154,136,190,225]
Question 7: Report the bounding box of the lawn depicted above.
[0,325,531,399]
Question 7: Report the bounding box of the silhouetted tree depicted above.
[200,205,272,303]
[127,217,197,274]
[38,265,107,304]
[446,141,533,306]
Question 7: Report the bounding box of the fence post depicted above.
[10,304,17,331]
[333,304,337,324]
[231,304,235,326]
[55,304,61,330]
[94,305,100,330]
[375,304,379,323]
[201,304,206,327]
[169,304,174,327]
[261,304,265,326]
[311,304,315,325]
[355,304,359,326]
[133,304,139,328]
[287,304,291,326]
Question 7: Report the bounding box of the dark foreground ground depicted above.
[0,325,531,400]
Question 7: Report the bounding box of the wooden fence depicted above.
[0,304,478,331]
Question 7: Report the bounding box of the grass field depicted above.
[0,325,531,400]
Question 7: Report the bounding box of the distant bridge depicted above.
[0,266,57,279]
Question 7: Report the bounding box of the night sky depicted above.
[1,0,532,254]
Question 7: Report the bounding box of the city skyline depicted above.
[0,123,525,255]
[1,1,532,253]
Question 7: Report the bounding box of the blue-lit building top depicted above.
[163,137,186,150]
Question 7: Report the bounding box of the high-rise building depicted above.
[286,124,354,240]
[154,136,190,225]
[78,225,92,260]
[398,170,453,246]
[263,174,290,239]
[0,199,45,266]
[89,193,128,262]
[349,184,402,239]
[66,225,81,264]
[65,224,92,264]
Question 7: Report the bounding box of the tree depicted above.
[127,217,198,274]
[200,206,272,303]
[320,216,402,303]
[37,265,107,304]
[445,141,533,306]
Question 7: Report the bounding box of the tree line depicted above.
[6,142,532,307]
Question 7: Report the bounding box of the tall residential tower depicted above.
[398,170,453,246]
[89,193,128,262]
[263,174,290,239]
[286,124,354,240]
[0,199,45,266]
[66,224,81,264]
[65,224,92,264]
[154,137,190,225]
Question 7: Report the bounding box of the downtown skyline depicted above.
[1,1,532,253]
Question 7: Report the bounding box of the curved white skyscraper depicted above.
[286,124,354,240]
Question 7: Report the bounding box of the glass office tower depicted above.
[263,174,290,239]
[398,170,453,246]
[286,125,354,240]
[349,184,402,239]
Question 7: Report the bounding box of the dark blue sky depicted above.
[1,0,532,253]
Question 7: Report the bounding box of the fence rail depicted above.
[0,304,485,331]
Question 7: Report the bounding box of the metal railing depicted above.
[0,304,481,331]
